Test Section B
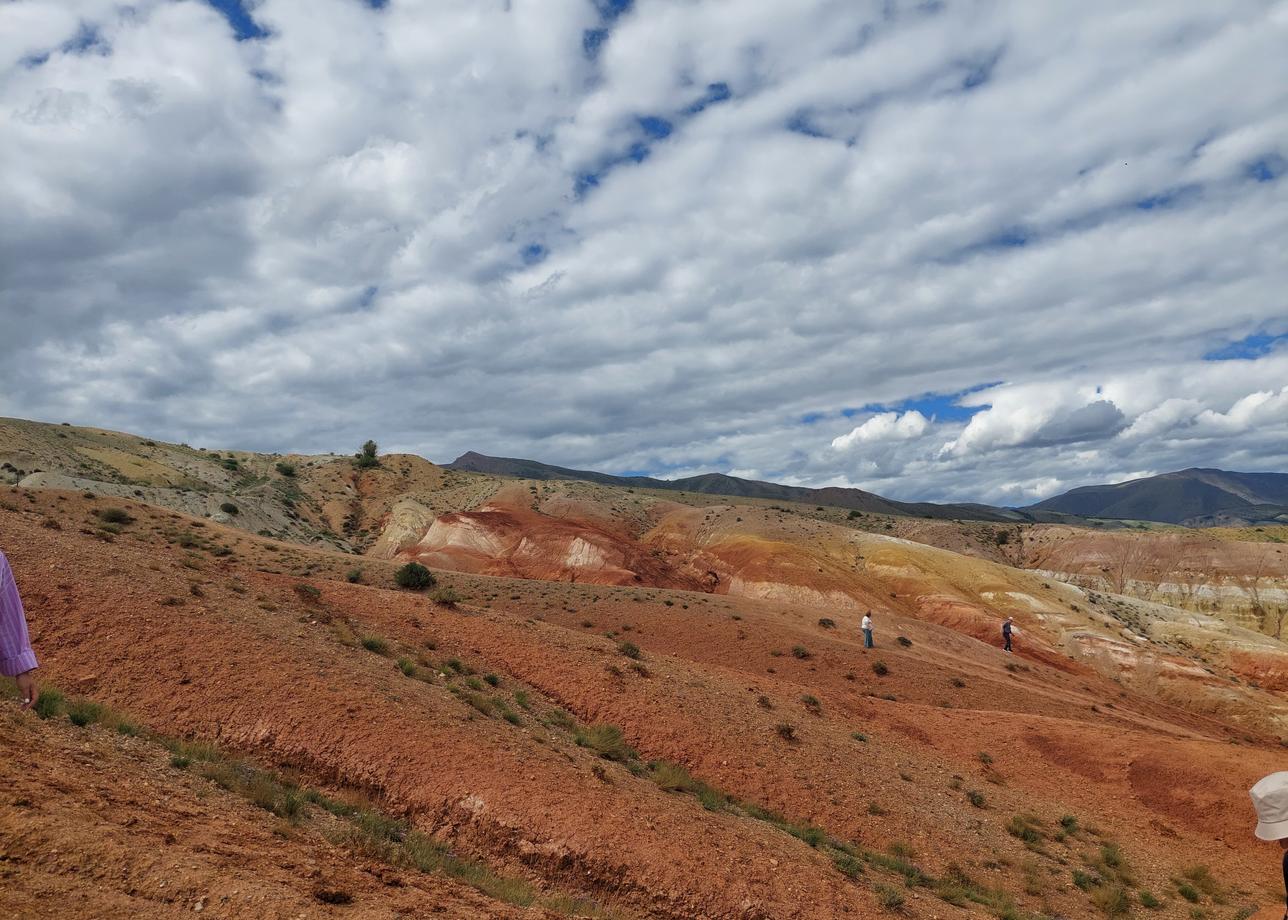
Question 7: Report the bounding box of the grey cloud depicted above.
[0,0,1285,505]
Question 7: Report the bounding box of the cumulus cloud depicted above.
[0,0,1285,505]
[832,411,929,450]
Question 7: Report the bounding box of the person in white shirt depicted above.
[861,612,873,649]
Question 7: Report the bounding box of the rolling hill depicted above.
[445,450,1018,522]
[1027,468,1288,526]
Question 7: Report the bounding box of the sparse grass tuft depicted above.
[872,661,889,676]
[574,724,637,763]
[361,635,390,655]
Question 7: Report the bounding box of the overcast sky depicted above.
[2,0,1286,505]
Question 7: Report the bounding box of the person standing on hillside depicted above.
[1250,773,1288,920]
[1,549,39,710]
[861,611,874,649]
[1002,617,1015,653]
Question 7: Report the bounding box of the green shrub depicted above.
[1177,883,1200,903]
[1091,884,1130,917]
[483,673,500,687]
[876,884,905,911]
[395,562,435,590]
[1072,870,1094,891]
[776,722,797,742]
[96,507,132,525]
[1060,814,1078,832]
[1139,890,1161,909]
[429,586,462,606]
[346,568,363,584]
[872,661,889,676]
[966,790,985,808]
[361,635,390,655]
[574,724,637,763]
[801,694,822,714]
[66,699,104,727]
[275,462,296,477]
[219,502,239,515]
[396,657,416,676]
[818,618,836,629]
[354,440,380,469]
[791,645,811,659]
[34,687,66,720]
[618,641,642,660]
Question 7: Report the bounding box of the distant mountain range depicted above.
[447,453,1288,528]
[1025,468,1288,526]
[446,451,1020,522]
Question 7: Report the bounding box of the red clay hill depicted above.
[2,417,1287,918]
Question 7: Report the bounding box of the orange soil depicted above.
[3,487,1287,918]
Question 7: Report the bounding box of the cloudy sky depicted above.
[2,0,1286,505]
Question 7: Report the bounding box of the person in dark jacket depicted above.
[1002,617,1014,653]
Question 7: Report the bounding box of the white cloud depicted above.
[832,411,929,450]
[0,0,1285,506]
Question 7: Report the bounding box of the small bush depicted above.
[967,790,985,808]
[897,636,912,647]
[396,658,416,677]
[1176,883,1200,903]
[483,673,500,687]
[275,462,296,477]
[429,586,462,606]
[876,884,905,911]
[1072,870,1095,891]
[872,661,889,676]
[395,562,435,590]
[346,568,363,584]
[361,635,390,655]
[1091,884,1130,917]
[851,732,868,742]
[802,694,822,714]
[818,618,836,629]
[66,699,104,727]
[574,724,637,763]
[219,502,239,515]
[951,677,966,688]
[293,583,321,602]
[96,507,132,525]
[171,754,191,769]
[978,751,994,765]
[1060,814,1078,833]
[618,641,642,660]
[791,645,811,659]
[34,687,66,720]
[1139,891,1161,909]
[776,722,797,742]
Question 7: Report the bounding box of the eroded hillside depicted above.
[3,418,1288,918]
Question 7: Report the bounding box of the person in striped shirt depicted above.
[1,549,39,710]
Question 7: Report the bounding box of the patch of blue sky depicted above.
[1134,182,1201,210]
[521,243,548,265]
[958,46,1005,91]
[683,82,732,115]
[786,110,831,139]
[206,0,268,41]
[62,22,109,55]
[842,385,1000,422]
[1246,154,1286,183]
[1203,330,1288,361]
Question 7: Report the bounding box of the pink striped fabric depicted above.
[0,550,38,677]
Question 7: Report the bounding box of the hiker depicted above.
[1002,616,1015,653]
[1,549,39,710]
[1250,772,1288,920]
[861,611,874,649]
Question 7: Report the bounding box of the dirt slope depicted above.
[3,486,1287,918]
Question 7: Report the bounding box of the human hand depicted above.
[15,669,38,711]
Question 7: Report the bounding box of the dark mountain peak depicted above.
[1027,468,1288,525]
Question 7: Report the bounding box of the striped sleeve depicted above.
[0,551,38,677]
